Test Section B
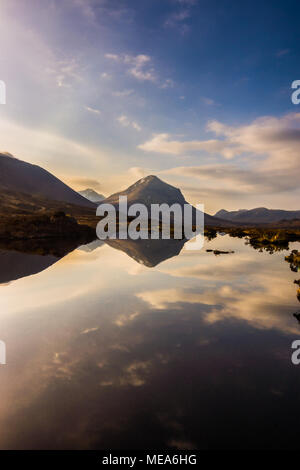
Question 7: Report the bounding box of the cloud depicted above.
[140,112,300,169]
[53,58,82,88]
[112,89,134,97]
[101,72,111,79]
[166,0,197,34]
[70,178,102,190]
[163,163,300,194]
[105,52,172,87]
[138,133,233,157]
[165,9,191,34]
[105,53,120,61]
[161,78,175,89]
[117,115,141,131]
[201,97,217,106]
[137,258,299,335]
[105,53,156,82]
[125,54,156,82]
[85,106,101,115]
[276,48,290,57]
[138,112,300,209]
[72,0,96,21]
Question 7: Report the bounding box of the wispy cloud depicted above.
[70,178,102,191]
[165,0,197,34]
[125,54,156,82]
[201,97,217,106]
[105,53,120,61]
[112,89,134,97]
[139,133,232,157]
[161,78,175,89]
[276,48,290,57]
[165,9,191,34]
[105,52,172,87]
[49,58,82,89]
[85,106,101,115]
[117,115,141,131]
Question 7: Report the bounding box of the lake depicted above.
[0,234,300,449]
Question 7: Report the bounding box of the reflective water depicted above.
[0,235,300,449]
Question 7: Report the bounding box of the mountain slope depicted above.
[0,153,95,208]
[103,175,233,227]
[215,207,300,224]
[79,189,105,203]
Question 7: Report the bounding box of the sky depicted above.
[0,0,300,213]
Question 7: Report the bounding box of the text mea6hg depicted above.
[101,454,197,466]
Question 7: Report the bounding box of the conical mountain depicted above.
[103,175,231,227]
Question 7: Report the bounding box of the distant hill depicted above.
[215,207,300,224]
[79,188,105,203]
[0,153,95,208]
[103,175,232,227]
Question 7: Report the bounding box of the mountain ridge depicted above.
[0,153,95,208]
[215,207,300,224]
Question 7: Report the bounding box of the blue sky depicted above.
[0,0,300,212]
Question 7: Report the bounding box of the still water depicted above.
[0,234,299,449]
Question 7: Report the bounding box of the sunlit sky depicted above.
[0,0,300,213]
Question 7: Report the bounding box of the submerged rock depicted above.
[206,249,235,255]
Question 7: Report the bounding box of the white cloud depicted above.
[53,58,82,88]
[85,106,101,115]
[140,112,300,167]
[138,133,233,157]
[105,52,172,87]
[117,115,141,131]
[101,72,111,79]
[105,53,120,61]
[161,78,175,89]
[125,54,156,82]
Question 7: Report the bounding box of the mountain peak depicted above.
[135,175,161,185]
[79,188,105,203]
[0,151,16,159]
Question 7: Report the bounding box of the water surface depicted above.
[0,235,299,449]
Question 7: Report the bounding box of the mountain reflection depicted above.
[1,232,299,285]
[0,237,97,284]
[0,237,188,283]
[105,237,186,267]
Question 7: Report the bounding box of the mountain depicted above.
[215,207,300,224]
[0,152,95,208]
[79,189,105,203]
[103,175,232,227]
